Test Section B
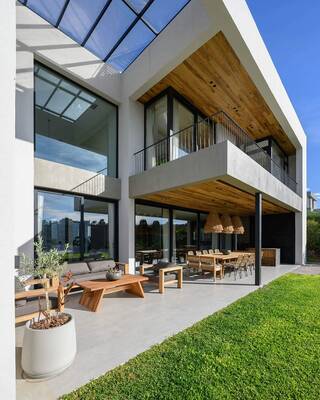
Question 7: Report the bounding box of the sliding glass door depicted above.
[135,204,170,264]
[35,190,117,261]
[172,210,198,263]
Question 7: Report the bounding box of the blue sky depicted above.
[247,0,320,202]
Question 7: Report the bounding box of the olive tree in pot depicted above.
[19,237,76,379]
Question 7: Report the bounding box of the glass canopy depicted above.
[19,0,191,73]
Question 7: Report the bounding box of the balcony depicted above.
[133,111,297,193]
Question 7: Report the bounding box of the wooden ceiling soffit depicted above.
[140,180,290,216]
[139,31,295,155]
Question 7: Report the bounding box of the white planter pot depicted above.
[21,313,77,379]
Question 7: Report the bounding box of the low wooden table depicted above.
[159,265,183,294]
[78,274,149,312]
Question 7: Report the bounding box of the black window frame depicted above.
[135,199,237,262]
[33,60,119,179]
[143,87,208,170]
[34,187,119,262]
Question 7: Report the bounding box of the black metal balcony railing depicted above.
[133,111,297,193]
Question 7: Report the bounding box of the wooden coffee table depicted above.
[78,274,149,312]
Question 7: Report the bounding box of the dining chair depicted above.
[208,249,214,254]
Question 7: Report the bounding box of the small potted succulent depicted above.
[18,236,76,379]
[106,265,122,281]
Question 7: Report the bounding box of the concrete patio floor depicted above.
[16,264,298,400]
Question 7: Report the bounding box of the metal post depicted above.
[255,192,262,286]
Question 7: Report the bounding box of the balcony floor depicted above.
[16,264,298,400]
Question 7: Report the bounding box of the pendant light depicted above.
[204,212,223,233]
[232,216,245,235]
[221,214,234,234]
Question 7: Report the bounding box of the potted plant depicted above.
[106,265,122,281]
[18,236,77,379]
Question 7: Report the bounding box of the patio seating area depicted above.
[16,263,298,400]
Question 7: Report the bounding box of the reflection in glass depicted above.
[199,213,219,250]
[35,190,116,261]
[171,98,195,160]
[36,191,81,261]
[34,63,117,177]
[145,95,168,169]
[173,210,197,263]
[83,199,115,259]
[135,204,169,264]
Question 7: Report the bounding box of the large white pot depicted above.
[21,313,77,379]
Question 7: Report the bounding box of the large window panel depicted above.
[145,95,168,169]
[135,204,169,264]
[83,199,115,259]
[171,98,195,160]
[34,63,117,177]
[199,213,219,250]
[172,209,197,263]
[58,0,108,44]
[35,190,117,261]
[35,191,81,261]
[84,0,135,60]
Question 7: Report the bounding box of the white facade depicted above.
[0,1,307,397]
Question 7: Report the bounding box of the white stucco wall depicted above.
[118,99,144,272]
[0,2,16,398]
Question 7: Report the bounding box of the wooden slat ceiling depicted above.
[139,32,295,155]
[140,180,289,216]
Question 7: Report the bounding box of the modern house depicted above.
[307,191,318,212]
[1,0,306,397]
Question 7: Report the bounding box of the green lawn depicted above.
[62,274,320,400]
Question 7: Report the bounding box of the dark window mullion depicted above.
[104,0,155,62]
[55,0,71,28]
[121,0,158,35]
[60,90,81,116]
[81,0,113,46]
[42,77,63,109]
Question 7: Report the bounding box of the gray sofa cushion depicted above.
[88,260,116,273]
[15,277,27,308]
[15,297,58,318]
[153,261,176,273]
[60,272,109,287]
[62,262,90,277]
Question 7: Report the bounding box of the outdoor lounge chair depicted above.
[139,261,182,293]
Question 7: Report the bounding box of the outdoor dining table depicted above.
[136,250,160,265]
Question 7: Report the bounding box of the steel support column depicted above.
[255,192,262,286]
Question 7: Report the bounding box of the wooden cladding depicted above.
[141,180,289,216]
[139,32,295,155]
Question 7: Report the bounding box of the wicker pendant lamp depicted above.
[204,212,223,233]
[221,214,234,234]
[232,216,245,235]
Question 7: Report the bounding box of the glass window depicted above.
[171,98,195,160]
[34,63,117,177]
[124,0,148,13]
[58,0,108,44]
[35,190,116,261]
[108,20,155,73]
[145,95,168,169]
[27,0,66,25]
[143,0,189,33]
[83,199,115,259]
[35,191,81,261]
[84,0,135,60]
[135,204,169,264]
[199,213,219,250]
[172,210,197,263]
